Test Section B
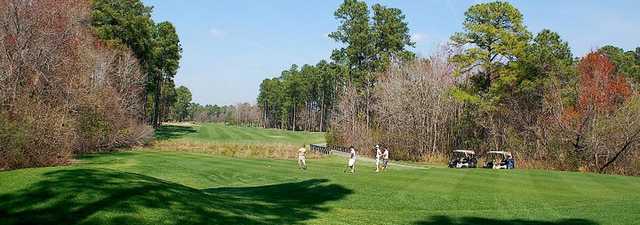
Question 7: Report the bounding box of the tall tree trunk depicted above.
[292,99,296,131]
[320,98,325,132]
[263,101,268,128]
[307,101,312,131]
[365,78,371,126]
[143,61,151,124]
[152,73,163,128]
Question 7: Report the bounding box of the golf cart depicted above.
[448,150,477,168]
[483,151,515,169]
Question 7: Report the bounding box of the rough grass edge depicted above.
[150,139,323,160]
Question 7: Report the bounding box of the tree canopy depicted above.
[173,86,192,122]
[91,0,155,65]
[91,0,182,127]
[450,1,531,104]
[598,45,640,83]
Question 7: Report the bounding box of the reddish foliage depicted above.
[560,106,579,125]
[3,35,15,46]
[577,52,631,114]
[550,52,640,174]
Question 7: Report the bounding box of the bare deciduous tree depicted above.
[374,51,462,160]
[0,0,151,169]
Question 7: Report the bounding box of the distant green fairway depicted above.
[155,123,325,145]
[1,124,639,225]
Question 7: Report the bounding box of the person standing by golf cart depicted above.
[344,146,357,173]
[375,144,382,172]
[483,151,515,169]
[506,155,515,169]
[382,147,390,171]
[298,144,307,170]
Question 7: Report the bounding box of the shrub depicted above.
[0,113,26,170]
[0,0,148,169]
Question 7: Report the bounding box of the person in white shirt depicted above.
[298,145,307,170]
[375,144,382,172]
[344,146,357,173]
[382,148,390,171]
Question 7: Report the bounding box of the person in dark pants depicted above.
[382,148,390,171]
[506,155,515,169]
[375,145,382,172]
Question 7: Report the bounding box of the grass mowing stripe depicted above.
[240,126,272,141]
[226,126,255,142]
[210,124,232,141]
[234,126,268,142]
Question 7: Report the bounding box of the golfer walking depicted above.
[298,145,307,170]
[375,145,382,172]
[382,147,390,171]
[345,146,357,173]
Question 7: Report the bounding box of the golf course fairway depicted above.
[1,124,639,225]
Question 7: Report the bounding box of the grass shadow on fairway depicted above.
[0,168,352,225]
[414,215,600,225]
[154,125,197,140]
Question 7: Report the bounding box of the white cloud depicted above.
[209,28,226,39]
[411,33,428,43]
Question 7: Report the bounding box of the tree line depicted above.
[162,85,260,127]
[258,61,341,131]
[0,0,183,169]
[257,0,640,175]
[258,0,414,132]
[188,102,261,127]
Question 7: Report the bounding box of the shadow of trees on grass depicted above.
[0,169,352,225]
[154,125,197,140]
[414,215,599,225]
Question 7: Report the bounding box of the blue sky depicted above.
[143,0,640,106]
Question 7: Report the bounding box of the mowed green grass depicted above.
[1,125,640,225]
[155,123,325,145]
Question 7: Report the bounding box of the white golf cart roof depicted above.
[487,151,512,156]
[453,150,475,154]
